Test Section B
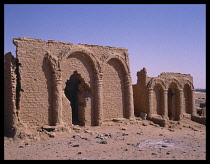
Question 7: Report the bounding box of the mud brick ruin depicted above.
[133,68,199,126]
[4,37,134,137]
[4,37,205,137]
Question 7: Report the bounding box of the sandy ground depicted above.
[4,118,206,160]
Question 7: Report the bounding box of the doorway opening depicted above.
[168,83,178,121]
[168,88,174,120]
[64,71,91,125]
[64,71,81,125]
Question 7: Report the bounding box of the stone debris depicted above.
[140,112,147,120]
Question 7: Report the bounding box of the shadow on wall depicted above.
[42,57,54,126]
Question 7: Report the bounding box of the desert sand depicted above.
[4,117,206,160]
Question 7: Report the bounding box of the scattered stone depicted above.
[151,153,157,155]
[77,152,82,154]
[121,127,127,130]
[95,134,101,138]
[100,140,107,144]
[42,125,56,132]
[161,144,168,148]
[81,137,89,141]
[140,112,147,120]
[104,133,112,138]
[137,132,143,135]
[168,129,175,132]
[24,142,29,146]
[142,122,148,126]
[122,132,129,136]
[72,144,79,147]
[72,134,81,139]
[18,145,24,148]
[49,133,56,138]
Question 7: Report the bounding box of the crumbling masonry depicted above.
[133,68,199,126]
[4,37,134,137]
[4,37,204,137]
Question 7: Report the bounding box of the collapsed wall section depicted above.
[4,52,17,137]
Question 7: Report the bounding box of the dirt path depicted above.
[4,119,206,160]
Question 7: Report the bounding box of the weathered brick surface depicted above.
[133,68,196,126]
[4,53,17,136]
[5,37,134,135]
[103,59,125,120]
[13,38,50,128]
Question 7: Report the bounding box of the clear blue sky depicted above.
[4,4,206,88]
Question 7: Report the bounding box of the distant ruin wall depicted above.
[133,68,196,126]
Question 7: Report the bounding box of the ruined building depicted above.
[133,68,199,126]
[4,37,134,137]
[4,37,204,137]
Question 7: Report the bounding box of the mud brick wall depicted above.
[103,59,126,120]
[13,38,51,128]
[4,53,17,136]
[133,67,195,123]
[9,37,134,132]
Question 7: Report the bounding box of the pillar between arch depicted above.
[94,73,103,126]
[148,88,153,118]
[163,89,168,120]
[178,89,184,120]
[191,89,196,116]
[52,70,63,126]
[125,75,135,119]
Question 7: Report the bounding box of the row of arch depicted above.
[147,78,195,121]
[147,77,194,90]
[45,45,134,126]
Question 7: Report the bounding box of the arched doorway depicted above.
[153,83,164,116]
[168,82,178,120]
[64,71,91,125]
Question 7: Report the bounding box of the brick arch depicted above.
[63,53,95,87]
[183,83,192,114]
[59,45,100,74]
[153,83,164,116]
[102,54,130,76]
[183,79,194,90]
[167,81,180,120]
[44,47,100,126]
[62,53,96,126]
[147,78,166,90]
[166,78,182,90]
[103,55,134,119]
